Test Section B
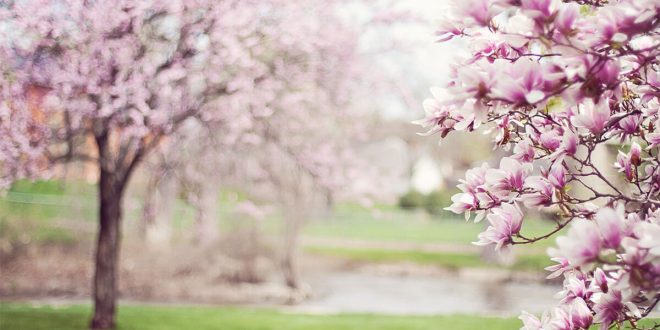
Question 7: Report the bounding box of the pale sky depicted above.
[353,0,467,120]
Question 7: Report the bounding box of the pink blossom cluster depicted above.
[417,0,660,328]
[0,0,371,195]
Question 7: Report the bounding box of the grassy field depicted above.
[1,180,558,273]
[1,303,657,330]
[1,180,561,247]
[303,203,560,248]
[305,246,551,272]
[0,303,523,330]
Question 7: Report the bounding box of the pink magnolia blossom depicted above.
[458,163,489,194]
[633,221,660,256]
[614,151,634,181]
[555,219,603,267]
[436,21,464,42]
[547,162,566,189]
[540,130,562,151]
[629,142,642,166]
[614,114,641,141]
[449,0,509,28]
[593,268,609,293]
[593,289,626,329]
[647,132,660,149]
[419,0,660,327]
[544,256,569,279]
[560,130,578,156]
[595,208,624,249]
[568,298,593,329]
[485,157,533,196]
[492,60,564,105]
[520,0,558,21]
[554,3,579,36]
[513,139,536,163]
[571,99,611,135]
[555,273,589,304]
[446,192,479,217]
[519,311,544,330]
[474,202,523,250]
[521,176,554,208]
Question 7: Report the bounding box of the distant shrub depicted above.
[424,190,446,215]
[425,190,462,217]
[398,190,425,210]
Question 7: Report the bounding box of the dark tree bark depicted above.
[90,166,125,329]
[282,210,302,290]
[90,131,138,330]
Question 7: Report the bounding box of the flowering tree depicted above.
[138,0,385,288]
[0,0,348,328]
[417,0,659,328]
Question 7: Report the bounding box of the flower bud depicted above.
[630,142,641,166]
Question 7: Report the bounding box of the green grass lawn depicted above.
[0,303,523,330]
[1,303,657,330]
[1,180,561,249]
[1,180,560,275]
[304,205,561,249]
[305,246,551,272]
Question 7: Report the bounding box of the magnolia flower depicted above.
[594,59,620,87]
[561,130,578,156]
[545,256,570,279]
[547,307,572,330]
[414,0,660,327]
[615,114,641,141]
[436,20,464,42]
[446,192,478,216]
[492,60,563,105]
[593,268,609,293]
[513,139,536,162]
[569,298,593,329]
[633,221,660,256]
[593,289,625,329]
[572,99,610,135]
[485,157,532,196]
[620,237,649,267]
[629,142,642,166]
[646,133,660,149]
[458,163,489,194]
[615,151,634,181]
[555,219,602,267]
[521,176,554,208]
[414,89,454,137]
[547,162,566,189]
[555,272,589,304]
[595,208,624,249]
[520,0,559,21]
[554,3,579,35]
[450,0,509,27]
[540,130,561,151]
[474,203,524,250]
[519,311,552,330]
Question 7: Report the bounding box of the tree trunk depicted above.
[90,168,125,329]
[282,211,302,289]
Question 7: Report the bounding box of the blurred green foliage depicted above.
[397,189,459,218]
[398,190,426,210]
